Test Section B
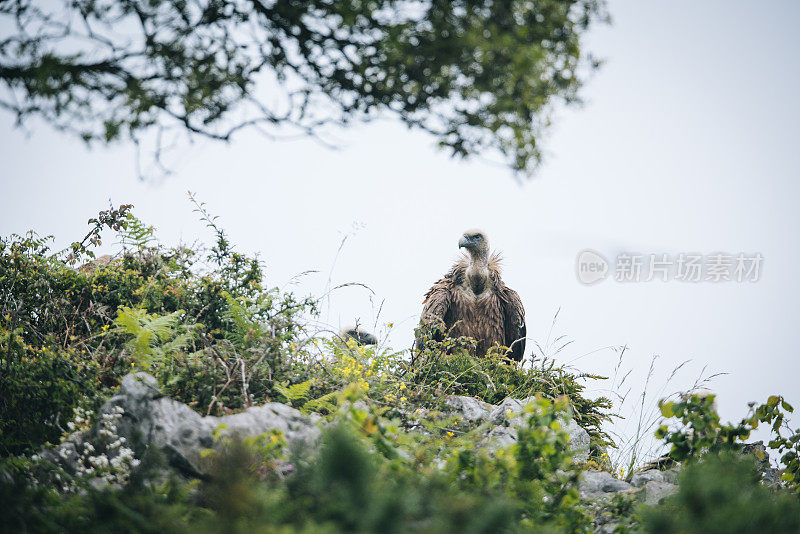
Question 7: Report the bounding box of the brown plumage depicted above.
[419,230,526,361]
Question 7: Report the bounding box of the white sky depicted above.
[2,0,799,461]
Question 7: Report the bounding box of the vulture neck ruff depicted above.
[464,250,493,297]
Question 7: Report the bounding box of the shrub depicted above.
[0,327,100,456]
[0,204,314,454]
[639,453,800,534]
[407,333,613,453]
[656,393,800,492]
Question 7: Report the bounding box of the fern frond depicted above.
[115,307,154,359]
[162,332,193,354]
[275,381,312,407]
[302,391,339,415]
[118,213,156,249]
[148,310,183,342]
[114,306,189,369]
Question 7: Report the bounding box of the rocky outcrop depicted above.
[443,394,591,461]
[580,470,634,499]
[578,467,679,506]
[443,396,492,423]
[580,468,680,533]
[38,373,682,508]
[44,375,597,481]
[38,371,787,534]
[44,373,320,478]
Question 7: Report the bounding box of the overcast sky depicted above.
[2,0,799,460]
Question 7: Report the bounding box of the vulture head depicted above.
[458,229,489,258]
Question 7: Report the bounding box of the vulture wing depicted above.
[420,261,465,328]
[421,279,452,330]
[498,285,526,361]
[417,268,457,350]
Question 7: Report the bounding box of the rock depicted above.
[481,396,591,462]
[444,396,491,423]
[563,418,591,462]
[119,372,160,401]
[630,469,666,488]
[741,441,783,488]
[483,426,517,450]
[88,373,321,477]
[78,254,116,273]
[579,468,677,510]
[44,375,598,485]
[596,522,621,534]
[39,441,80,476]
[211,403,321,448]
[661,467,680,484]
[488,397,524,425]
[88,477,112,491]
[580,470,633,500]
[640,480,677,506]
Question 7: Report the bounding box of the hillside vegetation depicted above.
[2,203,799,533]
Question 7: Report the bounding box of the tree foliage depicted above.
[0,0,607,175]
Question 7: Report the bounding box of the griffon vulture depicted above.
[419,230,526,361]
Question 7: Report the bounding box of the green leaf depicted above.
[275,381,312,407]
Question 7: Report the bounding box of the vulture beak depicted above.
[458,235,470,249]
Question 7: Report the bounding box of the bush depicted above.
[657,393,800,493]
[12,201,747,534]
[408,334,612,452]
[0,337,99,456]
[640,453,800,534]
[0,203,314,454]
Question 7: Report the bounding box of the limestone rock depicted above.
[563,418,591,462]
[580,470,633,500]
[72,372,321,477]
[483,426,517,450]
[640,480,678,506]
[46,375,597,483]
[480,396,591,462]
[630,469,667,488]
[488,397,525,425]
[444,396,491,423]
